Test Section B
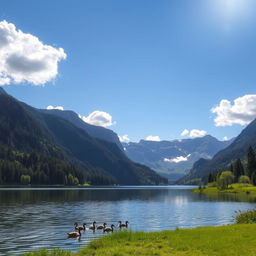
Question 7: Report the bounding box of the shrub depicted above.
[238,175,250,184]
[236,209,256,224]
[20,175,31,185]
[208,182,217,187]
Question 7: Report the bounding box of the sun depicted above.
[212,0,253,18]
[210,0,253,24]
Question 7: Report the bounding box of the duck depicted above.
[67,229,81,238]
[89,221,96,231]
[104,224,115,233]
[97,223,107,230]
[118,221,129,228]
[74,222,86,231]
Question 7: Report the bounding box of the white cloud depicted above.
[145,135,161,141]
[46,105,64,111]
[180,129,189,136]
[118,134,130,143]
[180,129,207,138]
[0,20,66,86]
[211,95,256,127]
[164,154,191,163]
[80,110,115,127]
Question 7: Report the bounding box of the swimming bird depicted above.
[89,221,96,231]
[104,224,115,233]
[97,223,107,230]
[74,222,86,231]
[118,221,129,228]
[67,229,81,238]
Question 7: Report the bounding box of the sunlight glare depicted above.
[212,0,252,20]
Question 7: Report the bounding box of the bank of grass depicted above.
[23,224,256,256]
[236,209,256,224]
[192,183,256,195]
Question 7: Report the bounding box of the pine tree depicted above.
[233,158,244,183]
[208,173,214,183]
[230,164,234,173]
[247,146,256,179]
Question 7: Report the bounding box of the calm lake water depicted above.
[1,185,256,255]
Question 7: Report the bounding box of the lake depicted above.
[1,185,256,255]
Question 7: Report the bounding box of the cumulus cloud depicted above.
[145,135,161,141]
[80,110,115,127]
[46,105,64,111]
[180,129,189,136]
[0,20,66,86]
[164,154,191,163]
[180,129,207,138]
[211,95,256,127]
[118,134,130,143]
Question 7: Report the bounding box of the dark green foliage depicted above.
[0,90,167,186]
[180,117,256,184]
[208,173,215,183]
[20,175,31,185]
[230,164,233,173]
[233,158,244,182]
[0,146,85,185]
[247,146,256,179]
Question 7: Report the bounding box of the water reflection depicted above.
[0,186,256,255]
[200,190,256,203]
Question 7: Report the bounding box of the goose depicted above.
[89,221,96,231]
[118,221,129,228]
[97,223,107,230]
[74,222,86,231]
[104,224,115,233]
[67,229,81,238]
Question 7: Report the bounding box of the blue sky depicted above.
[1,0,256,142]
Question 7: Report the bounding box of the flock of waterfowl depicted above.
[67,221,129,238]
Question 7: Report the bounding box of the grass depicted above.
[236,209,256,224]
[193,183,256,194]
[22,224,256,256]
[22,249,73,256]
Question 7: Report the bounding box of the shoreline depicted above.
[22,224,256,256]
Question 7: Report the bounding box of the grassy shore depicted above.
[23,224,256,256]
[193,183,256,194]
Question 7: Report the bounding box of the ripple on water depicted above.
[0,186,256,255]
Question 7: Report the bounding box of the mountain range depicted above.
[123,136,233,182]
[0,88,167,186]
[179,118,256,184]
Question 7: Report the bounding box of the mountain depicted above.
[0,89,167,186]
[123,135,233,182]
[40,109,123,150]
[179,119,256,184]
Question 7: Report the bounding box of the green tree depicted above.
[238,175,250,184]
[20,175,31,185]
[247,146,256,179]
[233,158,244,182]
[217,171,234,190]
[208,173,214,183]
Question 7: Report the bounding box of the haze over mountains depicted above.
[0,88,167,185]
[123,136,233,182]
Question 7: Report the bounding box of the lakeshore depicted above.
[23,224,256,256]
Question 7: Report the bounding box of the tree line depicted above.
[0,146,114,185]
[207,146,256,189]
